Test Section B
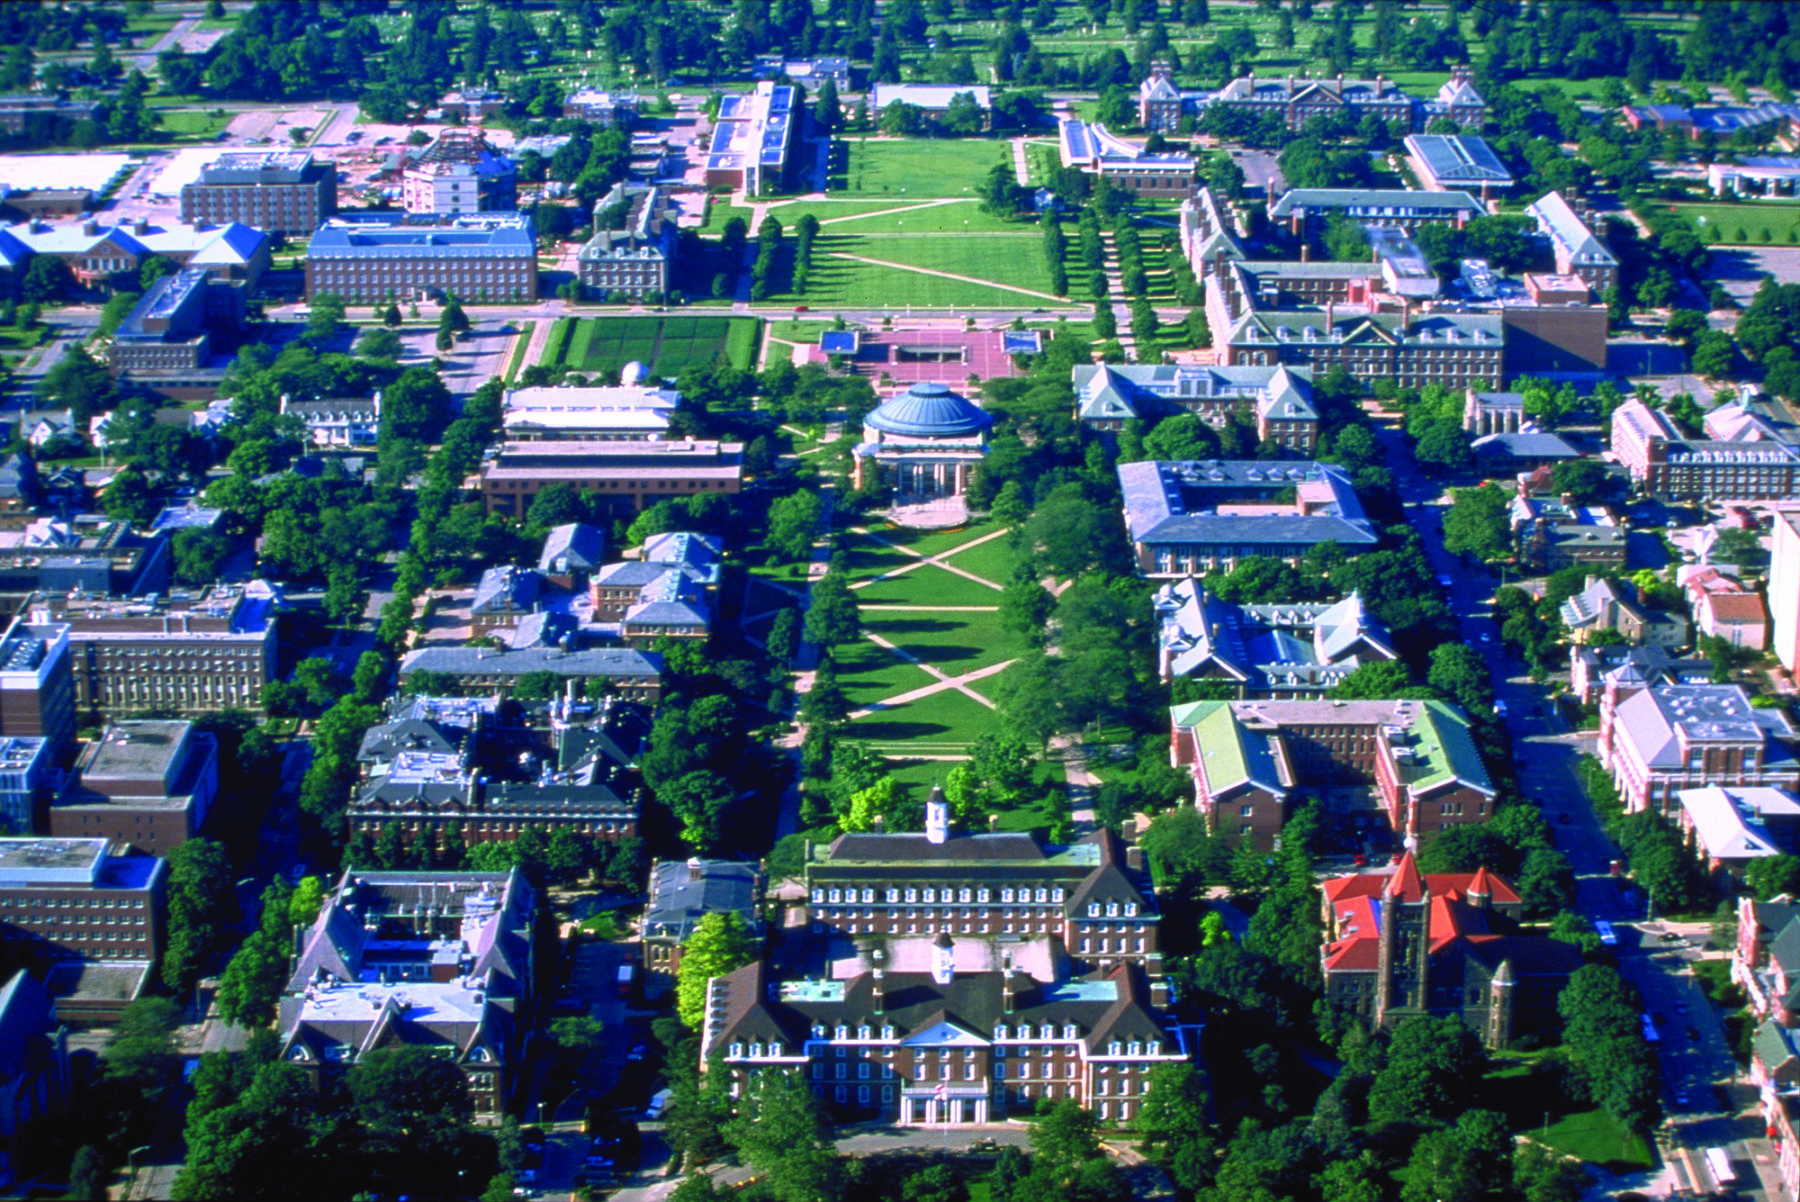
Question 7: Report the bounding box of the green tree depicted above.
[723,1069,842,1202]
[1366,1015,1485,1126]
[999,569,1056,647]
[1442,484,1511,560]
[21,255,72,303]
[1400,1109,1512,1202]
[550,1014,605,1054]
[1746,853,1800,900]
[1135,1062,1214,1191]
[767,489,824,562]
[676,911,759,1028]
[162,838,235,992]
[69,1145,109,1201]
[804,572,861,649]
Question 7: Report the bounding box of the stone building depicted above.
[851,384,991,500]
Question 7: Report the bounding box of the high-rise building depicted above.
[1772,509,1800,676]
[180,150,337,237]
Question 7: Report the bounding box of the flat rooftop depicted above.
[83,722,192,781]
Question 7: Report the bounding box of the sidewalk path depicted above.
[847,524,1011,593]
[848,653,1014,717]
[1011,137,1030,186]
[823,252,1067,303]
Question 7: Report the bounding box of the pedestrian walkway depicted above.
[823,251,1067,304]
[847,649,1012,718]
[847,524,1011,593]
[1011,137,1030,186]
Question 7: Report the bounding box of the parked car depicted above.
[644,1088,672,1121]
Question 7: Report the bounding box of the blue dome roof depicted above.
[864,382,991,438]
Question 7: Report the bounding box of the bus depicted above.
[616,963,636,999]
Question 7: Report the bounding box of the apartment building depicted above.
[28,582,280,719]
[1321,854,1579,1048]
[304,214,536,303]
[1598,683,1800,818]
[48,721,218,856]
[578,183,677,300]
[179,150,337,236]
[1153,579,1397,695]
[280,869,534,1118]
[804,791,1162,977]
[700,953,1183,1128]
[1611,398,1800,502]
[476,439,744,519]
[1202,68,1484,133]
[0,618,74,761]
[1072,363,1319,452]
[1118,459,1378,577]
[1170,697,1496,848]
[0,837,165,1022]
[400,130,517,215]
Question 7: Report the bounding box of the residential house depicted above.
[1558,576,1689,647]
[1684,569,1770,650]
[279,394,380,448]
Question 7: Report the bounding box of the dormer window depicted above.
[770,1041,783,1056]
[1040,1024,1053,1039]
[731,1042,744,1057]
[882,1025,894,1041]
[923,888,936,903]
[1128,1041,1142,1056]
[905,889,918,904]
[1052,889,1064,903]
[471,1047,489,1062]
[812,1024,826,1039]
[858,1025,871,1040]
[959,889,971,903]
[828,889,841,904]
[834,1025,849,1041]
[1106,903,1119,917]
[861,889,873,903]
[750,1042,763,1057]
[1108,1040,1122,1055]
[1088,903,1100,917]
[1148,1041,1161,1055]
[886,889,899,903]
[1124,903,1137,917]
[1035,889,1047,903]
[811,889,824,904]
[1001,889,1014,903]
[995,1023,1007,1039]
[1063,1024,1077,1040]
[976,889,990,903]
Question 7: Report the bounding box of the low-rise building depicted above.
[502,374,680,442]
[1611,397,1800,502]
[1772,509,1800,676]
[27,582,280,719]
[1708,156,1800,199]
[0,518,170,611]
[1510,489,1626,574]
[700,951,1182,1128]
[0,216,269,293]
[1471,431,1581,476]
[1676,785,1800,876]
[179,150,336,237]
[538,523,606,590]
[870,84,992,128]
[1464,390,1525,435]
[104,268,226,375]
[1685,568,1770,650]
[1119,459,1377,577]
[1171,697,1496,848]
[1269,187,1485,238]
[0,837,165,1023]
[1073,363,1319,452]
[476,439,743,519]
[0,96,100,137]
[397,644,664,704]
[1568,644,1715,708]
[850,383,991,502]
[305,214,537,303]
[0,188,94,221]
[703,82,797,195]
[400,130,517,215]
[561,89,638,127]
[1403,134,1513,198]
[49,721,218,856]
[643,859,762,987]
[1320,854,1579,1048]
[753,55,851,91]
[1558,576,1690,647]
[1525,192,1618,293]
[1219,307,1506,393]
[437,88,508,123]
[1153,578,1397,695]
[1056,120,1195,198]
[279,393,380,448]
[279,869,534,1118]
[578,183,676,300]
[1598,683,1800,818]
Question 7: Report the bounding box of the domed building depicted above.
[852,382,991,500]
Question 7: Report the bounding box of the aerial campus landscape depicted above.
[8,2,1800,1201]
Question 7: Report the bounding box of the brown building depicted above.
[28,582,280,719]
[0,519,171,609]
[700,953,1183,1128]
[180,150,337,238]
[397,643,664,705]
[804,792,1162,977]
[1498,302,1608,375]
[304,214,536,303]
[476,440,744,519]
[1170,698,1497,849]
[48,722,218,857]
[643,859,763,988]
[1320,854,1581,1048]
[0,189,93,221]
[279,869,535,1118]
[0,837,167,1023]
[1219,307,1506,393]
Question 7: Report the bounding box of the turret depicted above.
[932,932,954,985]
[925,784,949,845]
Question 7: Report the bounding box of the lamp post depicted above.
[128,1145,151,1201]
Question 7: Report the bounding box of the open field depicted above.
[797,199,1034,236]
[864,610,1013,674]
[833,138,1010,197]
[834,638,937,710]
[543,315,760,376]
[776,242,1062,309]
[1669,202,1800,245]
[849,687,1000,754]
[942,533,1023,586]
[852,562,1005,607]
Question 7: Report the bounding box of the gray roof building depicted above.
[1403,134,1514,192]
[539,523,606,581]
[398,644,664,702]
[1153,577,1397,694]
[644,859,762,945]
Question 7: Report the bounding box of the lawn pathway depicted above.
[847,653,1015,719]
[821,252,1067,304]
[812,198,965,228]
[846,524,1012,593]
[1010,137,1030,186]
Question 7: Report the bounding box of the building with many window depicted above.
[103,268,240,375]
[0,216,269,293]
[1611,397,1800,502]
[0,617,73,763]
[503,374,680,442]
[48,721,218,856]
[703,82,797,195]
[0,519,171,611]
[561,89,638,126]
[27,581,280,719]
[0,837,166,1023]
[700,951,1183,1127]
[1153,578,1398,695]
[1056,120,1195,198]
[1170,697,1496,848]
[397,644,664,704]
[0,96,100,137]
[577,183,677,301]
[304,214,536,303]
[1403,134,1513,197]
[870,84,992,128]
[179,150,336,237]
[400,130,517,215]
[1525,191,1617,293]
[1320,853,1579,1048]
[643,859,763,988]
[1118,459,1378,577]
[1268,187,1485,238]
[1510,484,1626,574]
[804,790,1162,977]
[279,869,534,1119]
[1598,683,1800,818]
[1159,65,1487,133]
[1218,307,1506,392]
[1773,510,1800,677]
[476,439,743,519]
[1073,362,1319,451]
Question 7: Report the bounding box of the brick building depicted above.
[279,869,534,1119]
[1056,121,1195,198]
[578,183,676,301]
[562,89,638,126]
[1320,854,1580,1048]
[642,859,762,987]
[475,439,743,519]
[179,150,337,237]
[1525,191,1618,293]
[0,837,166,1022]
[1218,307,1506,392]
[27,582,280,719]
[1153,579,1397,695]
[104,268,241,375]
[48,721,218,856]
[0,618,74,761]
[0,518,171,608]
[1073,363,1319,452]
[804,791,1162,977]
[400,130,517,215]
[304,214,536,303]
[1611,397,1800,502]
[1170,697,1496,848]
[699,952,1183,1128]
[1598,683,1800,818]
[1269,187,1485,238]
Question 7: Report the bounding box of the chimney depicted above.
[1126,844,1144,872]
[925,784,949,845]
[1001,950,1018,1012]
[1300,242,1311,263]
[1325,300,1334,330]
[932,932,954,986]
[988,814,1000,833]
[1375,74,1386,98]
[872,968,885,1013]
[872,813,885,832]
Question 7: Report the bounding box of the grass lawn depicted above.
[1669,202,1800,245]
[762,198,948,227]
[822,231,1056,290]
[840,534,924,581]
[776,236,1062,309]
[869,519,1002,559]
[852,562,1004,607]
[848,686,1000,751]
[703,200,757,231]
[545,315,761,375]
[834,639,938,709]
[1482,1055,1654,1171]
[798,199,1036,236]
[1537,1111,1654,1171]
[834,138,1011,198]
[942,531,1020,586]
[864,609,1015,674]
[156,109,233,139]
[765,319,831,343]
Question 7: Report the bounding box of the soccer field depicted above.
[544,316,761,376]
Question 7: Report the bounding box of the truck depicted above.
[615,963,636,999]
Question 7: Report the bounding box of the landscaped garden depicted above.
[541,315,761,376]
